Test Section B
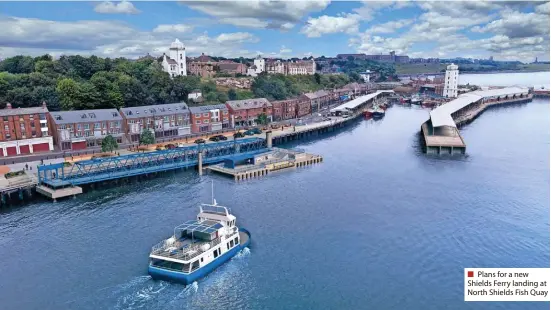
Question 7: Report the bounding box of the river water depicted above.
[0,73,549,310]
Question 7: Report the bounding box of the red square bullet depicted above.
[468,271,474,278]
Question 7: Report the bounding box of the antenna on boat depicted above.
[211,180,217,206]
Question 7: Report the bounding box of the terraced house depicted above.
[189,104,231,133]
[0,102,53,157]
[49,109,123,151]
[271,98,301,121]
[301,90,331,113]
[225,98,272,127]
[119,102,191,142]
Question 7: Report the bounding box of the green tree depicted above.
[101,135,118,153]
[139,129,155,145]
[228,88,237,100]
[56,78,80,110]
[256,113,268,125]
[314,73,321,84]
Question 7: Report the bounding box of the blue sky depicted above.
[0,1,549,62]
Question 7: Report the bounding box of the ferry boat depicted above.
[364,107,374,118]
[148,193,251,284]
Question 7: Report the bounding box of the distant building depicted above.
[443,63,459,98]
[119,102,191,142]
[271,98,299,121]
[337,51,409,63]
[218,61,247,76]
[189,104,231,133]
[188,53,217,78]
[301,90,331,113]
[247,65,258,77]
[0,102,53,157]
[266,59,286,75]
[287,59,316,75]
[188,90,203,103]
[49,109,124,151]
[161,39,187,78]
[225,98,272,127]
[253,55,265,74]
[359,71,371,82]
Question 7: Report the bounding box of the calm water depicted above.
[0,73,549,310]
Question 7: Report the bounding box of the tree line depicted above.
[0,55,252,111]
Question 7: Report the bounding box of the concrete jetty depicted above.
[421,87,533,154]
[206,147,323,181]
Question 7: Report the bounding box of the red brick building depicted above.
[218,61,247,76]
[189,104,231,133]
[119,102,191,142]
[225,98,272,127]
[49,109,124,151]
[271,98,299,121]
[295,97,312,118]
[0,102,53,156]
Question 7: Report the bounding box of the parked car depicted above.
[217,135,228,141]
[234,132,245,138]
[194,138,206,144]
[250,128,262,134]
[165,143,176,149]
[244,130,255,136]
[209,136,220,142]
[156,146,164,151]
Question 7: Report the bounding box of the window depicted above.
[203,113,209,117]
[30,121,35,128]
[213,248,219,259]
[4,125,8,131]
[200,258,203,262]
[230,240,234,247]
[223,111,228,115]
[180,54,182,60]
[234,237,238,244]
[195,113,201,118]
[196,120,201,124]
[94,123,100,129]
[84,124,90,130]
[3,116,7,121]
[203,119,209,124]
[77,124,82,130]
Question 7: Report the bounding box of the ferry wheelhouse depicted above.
[148,200,251,284]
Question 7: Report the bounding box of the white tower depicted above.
[169,39,187,76]
[443,63,459,98]
[253,55,265,74]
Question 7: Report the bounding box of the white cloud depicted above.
[301,14,361,38]
[0,16,259,59]
[182,0,329,30]
[94,1,140,15]
[153,24,194,33]
[280,45,292,54]
[535,1,550,14]
[366,19,414,34]
[471,10,549,38]
[215,32,258,44]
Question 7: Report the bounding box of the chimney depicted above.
[42,101,47,109]
[6,103,12,109]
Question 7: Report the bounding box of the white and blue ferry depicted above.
[148,196,251,284]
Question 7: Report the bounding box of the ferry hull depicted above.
[148,228,251,285]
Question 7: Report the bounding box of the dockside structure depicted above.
[422,87,532,154]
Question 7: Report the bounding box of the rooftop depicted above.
[120,102,189,119]
[0,105,48,116]
[430,87,529,128]
[175,219,223,234]
[303,90,329,99]
[331,90,394,112]
[226,98,271,110]
[188,104,228,113]
[50,109,122,124]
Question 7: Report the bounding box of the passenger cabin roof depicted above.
[175,220,223,234]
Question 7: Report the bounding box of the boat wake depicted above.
[115,279,170,310]
[235,247,251,259]
[170,281,199,303]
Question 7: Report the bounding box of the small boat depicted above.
[364,108,374,118]
[372,107,385,119]
[148,186,251,284]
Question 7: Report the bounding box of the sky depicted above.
[0,0,549,62]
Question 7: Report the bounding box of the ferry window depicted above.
[201,258,203,262]
[230,240,234,247]
[234,237,238,244]
[214,248,219,259]
[191,260,199,271]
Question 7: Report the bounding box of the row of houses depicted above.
[0,83,372,156]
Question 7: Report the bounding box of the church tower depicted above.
[169,39,187,76]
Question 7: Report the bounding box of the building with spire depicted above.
[161,39,187,78]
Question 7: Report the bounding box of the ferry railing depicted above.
[151,237,222,262]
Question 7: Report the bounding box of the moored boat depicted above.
[372,107,385,119]
[148,190,250,284]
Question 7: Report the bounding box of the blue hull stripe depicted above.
[148,228,251,284]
